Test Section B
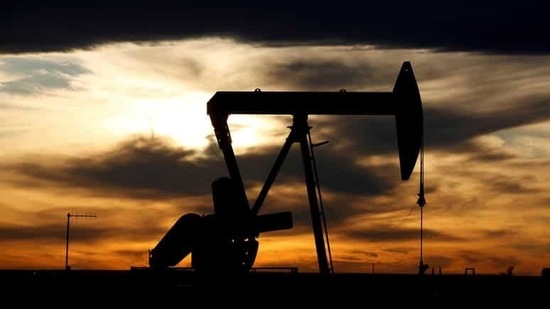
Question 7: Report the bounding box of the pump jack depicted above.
[149,61,423,275]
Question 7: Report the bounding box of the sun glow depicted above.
[101,96,288,154]
[227,115,290,153]
[100,93,212,149]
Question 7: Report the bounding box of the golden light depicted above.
[227,115,290,153]
[100,93,211,149]
[99,92,288,155]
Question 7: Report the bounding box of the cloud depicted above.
[481,175,541,195]
[325,98,550,157]
[268,53,550,164]
[338,225,463,243]
[2,1,548,54]
[1,131,410,245]
[480,229,518,239]
[4,132,398,202]
[457,250,521,270]
[0,102,39,111]
[0,213,175,245]
[0,223,102,242]
[426,101,550,149]
[5,135,226,199]
[244,145,396,196]
[265,60,386,90]
[310,100,550,179]
[0,57,90,95]
[0,225,67,241]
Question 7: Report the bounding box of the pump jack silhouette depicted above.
[148,61,423,276]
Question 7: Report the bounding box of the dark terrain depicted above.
[1,268,548,306]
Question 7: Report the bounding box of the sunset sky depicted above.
[1,1,549,275]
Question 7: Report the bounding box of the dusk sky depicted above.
[1,1,549,275]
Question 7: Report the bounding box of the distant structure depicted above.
[149,61,424,275]
[542,267,550,280]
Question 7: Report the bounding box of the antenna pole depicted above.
[65,213,70,270]
[65,212,97,270]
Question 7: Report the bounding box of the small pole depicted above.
[417,133,427,276]
[65,213,70,270]
[419,204,425,274]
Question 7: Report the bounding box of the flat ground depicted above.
[1,269,548,305]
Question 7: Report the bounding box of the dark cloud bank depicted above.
[4,134,398,200]
[2,1,548,54]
